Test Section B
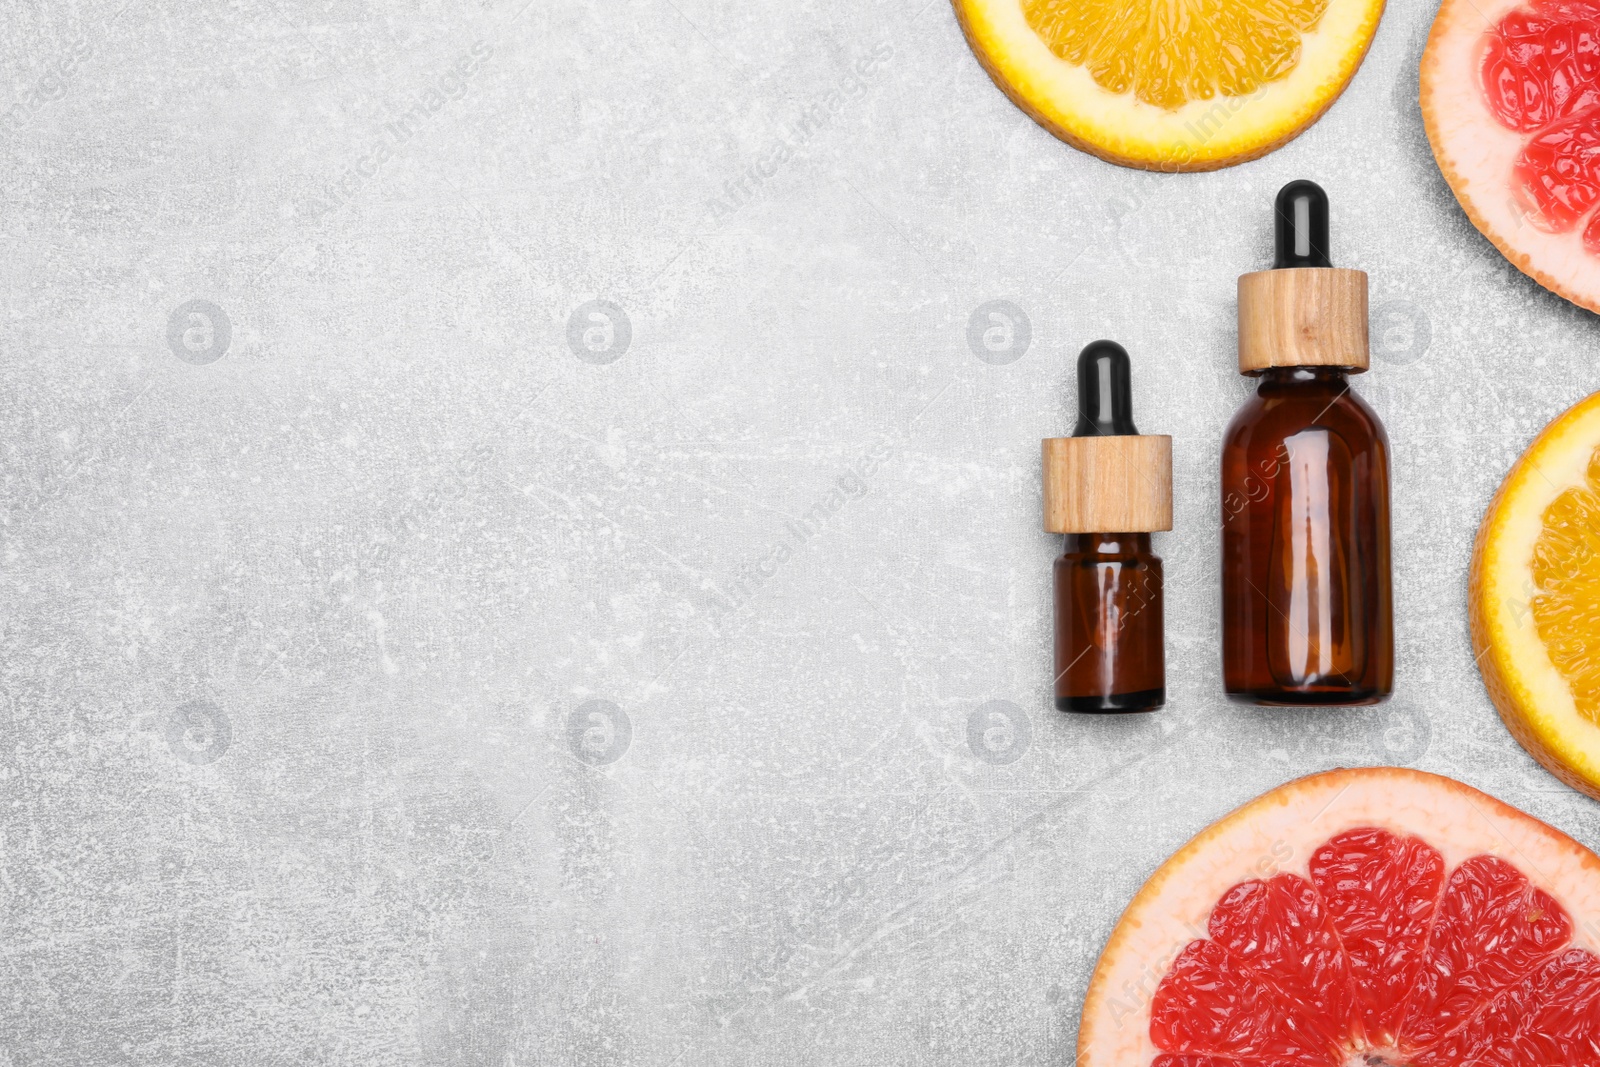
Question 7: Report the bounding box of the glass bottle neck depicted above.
[1258,366,1349,385]
[1063,532,1153,555]
[1256,365,1350,397]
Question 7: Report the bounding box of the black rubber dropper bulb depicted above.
[1272,179,1332,269]
[1073,339,1140,437]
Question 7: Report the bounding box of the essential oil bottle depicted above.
[1221,180,1393,706]
[1044,340,1173,713]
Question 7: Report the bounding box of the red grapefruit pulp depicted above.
[1482,2,1600,246]
[1078,769,1600,1067]
[1425,0,1600,312]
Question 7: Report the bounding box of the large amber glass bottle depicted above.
[1221,181,1393,706]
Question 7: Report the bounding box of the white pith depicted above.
[1424,0,1600,311]
[1077,769,1600,1067]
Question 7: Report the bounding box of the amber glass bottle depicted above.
[1221,181,1393,706]
[1055,532,1165,712]
[1044,341,1173,713]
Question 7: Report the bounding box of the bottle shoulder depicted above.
[1224,377,1389,451]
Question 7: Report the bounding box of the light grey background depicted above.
[3,0,1598,1063]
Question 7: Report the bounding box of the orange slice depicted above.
[1472,389,1600,800]
[952,0,1387,171]
[1079,768,1600,1066]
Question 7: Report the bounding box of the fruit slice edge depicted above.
[952,0,1386,172]
[1077,767,1600,1067]
[1471,390,1600,800]
[1422,0,1600,314]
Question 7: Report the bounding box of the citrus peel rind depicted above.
[1471,391,1600,801]
[1078,767,1600,1066]
[952,0,1386,171]
[1422,0,1600,314]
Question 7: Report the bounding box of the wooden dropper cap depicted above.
[1237,180,1369,374]
[1042,340,1173,534]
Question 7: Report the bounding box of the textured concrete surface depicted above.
[4,0,1600,1064]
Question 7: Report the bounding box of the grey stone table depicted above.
[4,0,1597,1064]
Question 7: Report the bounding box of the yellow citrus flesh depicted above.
[1472,391,1600,799]
[1023,0,1330,110]
[1531,448,1600,723]
[953,0,1385,171]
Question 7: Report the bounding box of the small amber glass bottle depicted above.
[1044,341,1173,713]
[1221,180,1394,706]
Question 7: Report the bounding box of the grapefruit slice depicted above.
[1078,768,1600,1067]
[952,0,1386,171]
[1423,0,1600,313]
[1472,390,1600,800]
